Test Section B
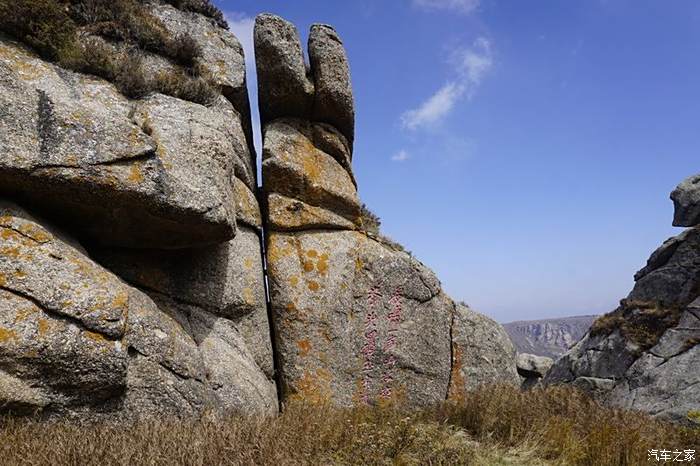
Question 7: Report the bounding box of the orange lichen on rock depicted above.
[290,368,333,404]
[297,338,312,357]
[307,280,320,292]
[447,344,466,402]
[0,326,18,343]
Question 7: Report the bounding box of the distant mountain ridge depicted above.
[503,315,597,358]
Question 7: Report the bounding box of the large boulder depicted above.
[671,173,700,227]
[0,36,250,248]
[448,304,520,398]
[254,14,314,126]
[257,14,517,407]
[515,353,553,389]
[0,200,277,419]
[546,214,700,424]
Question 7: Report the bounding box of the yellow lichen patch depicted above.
[37,319,50,337]
[0,272,6,287]
[243,258,254,270]
[355,257,364,271]
[14,306,37,323]
[297,339,312,357]
[14,270,26,279]
[447,344,466,402]
[1,228,17,240]
[0,326,18,343]
[303,261,315,273]
[111,290,129,310]
[316,255,329,274]
[128,164,144,184]
[289,276,299,287]
[243,287,255,306]
[306,250,318,258]
[0,246,20,258]
[307,281,320,292]
[290,369,333,404]
[83,331,107,344]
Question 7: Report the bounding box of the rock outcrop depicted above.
[504,315,596,358]
[516,353,553,389]
[546,177,700,424]
[255,14,518,407]
[0,3,276,420]
[0,6,520,420]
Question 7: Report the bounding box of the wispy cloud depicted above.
[401,37,492,131]
[391,149,411,162]
[412,0,480,14]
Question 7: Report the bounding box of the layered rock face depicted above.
[0,5,276,419]
[504,315,596,358]
[255,14,518,407]
[546,175,700,424]
[0,6,520,420]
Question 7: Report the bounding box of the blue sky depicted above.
[216,0,700,323]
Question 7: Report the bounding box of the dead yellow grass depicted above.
[0,384,697,465]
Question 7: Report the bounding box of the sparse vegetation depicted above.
[358,203,381,235]
[590,302,683,352]
[0,384,696,465]
[0,0,221,105]
[162,0,228,29]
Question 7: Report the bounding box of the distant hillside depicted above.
[503,315,597,358]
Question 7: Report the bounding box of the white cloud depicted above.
[401,37,492,131]
[413,0,480,14]
[391,149,411,162]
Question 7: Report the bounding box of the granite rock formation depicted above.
[255,13,518,407]
[546,176,700,424]
[0,6,520,419]
[516,353,553,389]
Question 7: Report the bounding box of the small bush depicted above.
[153,69,218,106]
[163,0,228,29]
[358,203,381,235]
[172,33,201,68]
[113,50,149,99]
[0,0,77,62]
[590,303,682,352]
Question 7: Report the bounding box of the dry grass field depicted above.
[0,384,697,465]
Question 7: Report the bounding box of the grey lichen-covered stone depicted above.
[267,193,357,231]
[0,201,129,416]
[516,353,553,378]
[89,226,275,380]
[254,14,314,125]
[234,177,263,229]
[0,201,277,418]
[628,227,700,307]
[149,3,257,163]
[447,304,519,399]
[671,173,700,227]
[262,118,360,225]
[0,38,244,248]
[308,24,355,147]
[267,230,452,406]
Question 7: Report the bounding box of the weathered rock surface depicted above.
[546,204,700,424]
[254,14,314,125]
[0,201,277,418]
[149,2,257,160]
[671,173,700,227]
[257,14,518,407]
[515,353,553,389]
[448,304,520,398]
[0,37,250,248]
[308,25,355,148]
